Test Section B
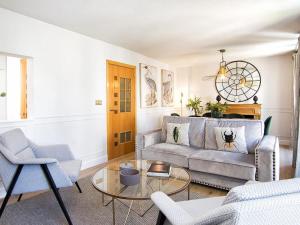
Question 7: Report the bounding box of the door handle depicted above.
[110,109,118,113]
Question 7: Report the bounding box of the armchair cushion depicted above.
[31,143,75,161]
[0,128,29,154]
[15,147,36,159]
[59,160,81,182]
[177,196,226,221]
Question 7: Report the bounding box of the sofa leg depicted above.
[41,164,73,225]
[156,210,166,225]
[0,165,24,219]
[17,194,23,202]
[75,182,82,193]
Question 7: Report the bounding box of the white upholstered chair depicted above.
[0,129,82,225]
[152,178,300,225]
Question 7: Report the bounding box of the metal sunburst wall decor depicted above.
[215,60,261,102]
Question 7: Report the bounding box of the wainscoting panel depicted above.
[261,107,292,145]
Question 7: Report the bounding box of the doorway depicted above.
[106,60,136,160]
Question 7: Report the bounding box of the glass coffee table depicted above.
[92,160,191,225]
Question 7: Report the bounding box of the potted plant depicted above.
[206,101,228,118]
[186,97,203,117]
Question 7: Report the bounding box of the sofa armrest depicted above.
[255,135,280,182]
[151,192,195,225]
[136,129,162,160]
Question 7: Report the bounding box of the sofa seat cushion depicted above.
[143,143,197,167]
[189,150,256,180]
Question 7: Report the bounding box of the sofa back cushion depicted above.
[205,118,264,153]
[161,116,206,148]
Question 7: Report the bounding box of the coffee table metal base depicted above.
[102,194,155,225]
[102,184,190,225]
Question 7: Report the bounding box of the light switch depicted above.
[95,99,102,105]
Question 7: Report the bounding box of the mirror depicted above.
[0,54,29,121]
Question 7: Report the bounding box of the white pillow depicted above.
[214,126,248,154]
[166,123,190,146]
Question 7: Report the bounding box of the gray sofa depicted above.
[136,116,280,190]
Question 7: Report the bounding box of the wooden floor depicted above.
[3,145,295,204]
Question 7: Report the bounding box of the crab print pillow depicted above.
[166,123,190,146]
[214,126,248,154]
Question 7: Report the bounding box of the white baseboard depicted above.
[81,155,107,170]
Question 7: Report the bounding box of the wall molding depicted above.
[0,112,105,128]
[261,107,292,114]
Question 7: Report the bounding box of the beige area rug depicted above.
[1,176,205,225]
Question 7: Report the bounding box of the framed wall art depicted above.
[140,63,159,107]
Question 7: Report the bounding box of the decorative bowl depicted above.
[120,168,140,186]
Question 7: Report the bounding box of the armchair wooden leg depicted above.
[41,164,73,225]
[75,182,82,193]
[156,210,166,225]
[17,194,23,202]
[0,165,24,219]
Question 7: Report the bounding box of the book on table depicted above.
[147,162,171,177]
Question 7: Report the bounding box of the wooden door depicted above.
[20,58,28,119]
[107,60,136,160]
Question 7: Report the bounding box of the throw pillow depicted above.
[166,123,190,146]
[214,126,247,154]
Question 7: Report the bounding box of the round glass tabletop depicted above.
[91,160,191,200]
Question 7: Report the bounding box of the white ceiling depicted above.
[0,0,300,66]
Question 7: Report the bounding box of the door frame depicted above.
[106,60,136,160]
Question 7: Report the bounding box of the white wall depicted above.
[0,55,7,120]
[176,54,293,145]
[6,56,21,120]
[0,7,176,173]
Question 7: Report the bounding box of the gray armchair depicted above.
[0,129,82,225]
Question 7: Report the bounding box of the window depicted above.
[0,54,29,121]
[120,77,131,112]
